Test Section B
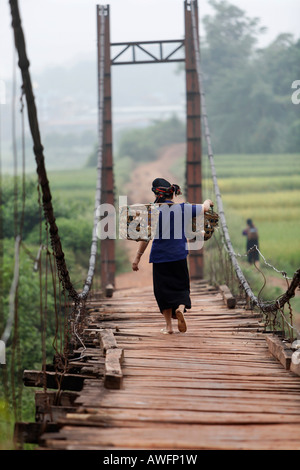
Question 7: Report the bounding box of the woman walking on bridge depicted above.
[132,177,213,334]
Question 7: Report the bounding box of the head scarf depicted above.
[151,178,182,203]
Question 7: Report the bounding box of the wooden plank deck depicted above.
[40,281,300,450]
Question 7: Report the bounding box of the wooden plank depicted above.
[104,348,124,389]
[61,407,300,425]
[88,394,300,414]
[41,423,300,450]
[219,284,236,308]
[79,385,300,403]
[99,328,118,353]
[23,370,90,391]
[266,335,293,369]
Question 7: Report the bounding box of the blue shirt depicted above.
[149,202,203,263]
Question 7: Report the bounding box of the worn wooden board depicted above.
[104,348,124,389]
[41,423,300,450]
[266,334,293,369]
[219,284,236,308]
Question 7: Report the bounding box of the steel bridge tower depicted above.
[97,0,203,294]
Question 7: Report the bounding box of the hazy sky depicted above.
[1,0,299,81]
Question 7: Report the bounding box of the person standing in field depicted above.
[132,177,213,335]
[242,218,259,265]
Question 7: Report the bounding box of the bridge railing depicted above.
[7,2,110,357]
[190,0,300,342]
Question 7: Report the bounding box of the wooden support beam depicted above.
[104,348,124,389]
[35,390,80,407]
[266,335,293,370]
[34,391,79,423]
[99,328,117,353]
[219,284,236,309]
[105,283,114,298]
[23,370,94,391]
[36,405,78,424]
[99,328,123,389]
[14,422,59,445]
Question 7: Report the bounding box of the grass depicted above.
[202,153,300,178]
[47,168,97,207]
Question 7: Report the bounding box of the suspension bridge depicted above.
[2,0,300,451]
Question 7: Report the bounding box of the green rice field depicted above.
[201,153,300,274]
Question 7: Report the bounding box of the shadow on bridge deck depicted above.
[37,281,300,450]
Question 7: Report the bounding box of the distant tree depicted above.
[85,142,98,168]
[2,177,87,240]
[117,115,185,163]
[86,115,186,167]
[200,0,300,154]
[202,0,266,81]
[255,34,300,152]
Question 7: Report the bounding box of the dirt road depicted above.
[115,143,186,290]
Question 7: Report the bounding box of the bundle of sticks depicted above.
[119,204,219,242]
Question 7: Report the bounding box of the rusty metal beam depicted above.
[97,5,115,294]
[184,0,203,280]
[111,39,185,65]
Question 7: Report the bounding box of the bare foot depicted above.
[160,328,173,335]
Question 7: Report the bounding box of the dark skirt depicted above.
[152,258,191,317]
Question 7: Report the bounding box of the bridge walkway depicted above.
[39,281,300,450]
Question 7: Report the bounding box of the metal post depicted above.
[184,0,203,280]
[97,5,115,295]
